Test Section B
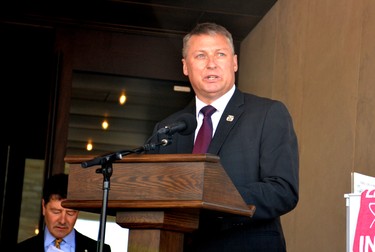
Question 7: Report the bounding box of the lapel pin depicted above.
[226,115,234,122]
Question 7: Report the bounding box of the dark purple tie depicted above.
[193,105,216,153]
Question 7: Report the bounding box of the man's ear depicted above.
[41,199,47,215]
[182,59,188,76]
[233,54,238,72]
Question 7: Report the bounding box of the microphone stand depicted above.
[96,159,113,252]
[81,137,171,252]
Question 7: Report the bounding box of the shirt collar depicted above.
[44,226,76,248]
[44,227,55,247]
[195,85,236,115]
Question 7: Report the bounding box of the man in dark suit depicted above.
[146,22,299,251]
[16,173,111,252]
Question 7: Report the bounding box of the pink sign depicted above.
[353,189,375,252]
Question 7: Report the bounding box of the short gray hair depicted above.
[182,22,235,58]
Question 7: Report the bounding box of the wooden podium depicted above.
[63,153,255,252]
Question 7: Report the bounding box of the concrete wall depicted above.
[238,0,375,251]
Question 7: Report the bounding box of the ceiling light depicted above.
[119,91,127,104]
[86,142,93,151]
[173,85,191,92]
[102,119,109,130]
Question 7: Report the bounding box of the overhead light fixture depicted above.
[102,119,109,130]
[86,141,93,151]
[34,226,39,235]
[119,90,127,105]
[174,85,191,92]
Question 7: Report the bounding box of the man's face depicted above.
[182,33,238,104]
[42,196,79,239]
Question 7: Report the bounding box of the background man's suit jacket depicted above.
[15,229,111,252]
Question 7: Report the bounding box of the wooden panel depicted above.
[64,154,255,217]
[128,229,184,252]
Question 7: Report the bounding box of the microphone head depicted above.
[157,113,197,136]
[177,113,197,135]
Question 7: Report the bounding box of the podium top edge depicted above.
[64,153,220,164]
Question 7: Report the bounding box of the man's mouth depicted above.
[206,75,219,80]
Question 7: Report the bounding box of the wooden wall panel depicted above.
[354,0,375,177]
[238,0,373,251]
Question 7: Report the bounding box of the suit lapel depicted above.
[176,106,196,153]
[208,89,244,155]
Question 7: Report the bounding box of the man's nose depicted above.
[58,212,67,223]
[207,56,217,69]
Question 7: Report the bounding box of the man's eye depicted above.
[67,211,77,216]
[196,54,206,59]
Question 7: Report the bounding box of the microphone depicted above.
[81,152,122,168]
[81,115,195,168]
[81,139,171,168]
[157,113,197,136]
[142,138,171,151]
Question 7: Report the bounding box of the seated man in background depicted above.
[16,173,111,252]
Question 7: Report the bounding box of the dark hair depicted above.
[42,173,68,204]
[182,22,235,58]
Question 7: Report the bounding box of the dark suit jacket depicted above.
[147,89,299,251]
[15,229,111,252]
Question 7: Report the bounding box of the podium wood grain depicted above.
[63,153,255,251]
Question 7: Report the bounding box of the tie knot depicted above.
[200,105,216,117]
[55,238,63,249]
